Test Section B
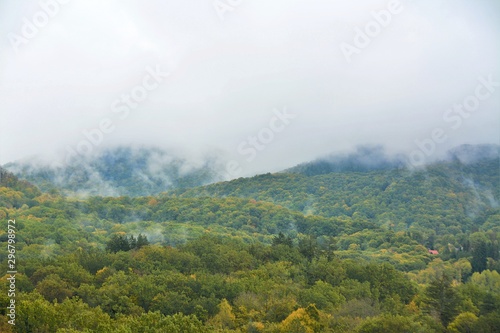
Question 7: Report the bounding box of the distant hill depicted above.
[285,145,407,176]
[3,146,225,197]
[287,144,500,176]
[4,144,499,202]
[172,145,500,233]
[0,167,42,209]
[447,144,500,164]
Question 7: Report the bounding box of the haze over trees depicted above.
[0,144,499,332]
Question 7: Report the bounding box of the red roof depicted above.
[428,249,439,255]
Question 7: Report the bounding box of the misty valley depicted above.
[3,0,499,331]
[0,144,499,332]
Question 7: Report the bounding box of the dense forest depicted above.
[1,146,499,332]
[3,147,223,197]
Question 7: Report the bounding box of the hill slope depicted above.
[1,152,499,332]
[3,146,224,197]
[172,151,499,235]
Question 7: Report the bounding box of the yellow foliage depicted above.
[348,243,359,251]
[405,301,420,315]
[110,224,127,233]
[280,305,321,333]
[210,299,236,329]
[21,215,43,222]
[249,321,265,331]
[95,267,114,284]
[281,308,314,333]
[35,193,55,203]
[447,312,478,333]
[0,315,14,332]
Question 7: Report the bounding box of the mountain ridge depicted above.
[2,144,498,199]
[3,146,225,197]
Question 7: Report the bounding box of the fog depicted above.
[1,0,499,176]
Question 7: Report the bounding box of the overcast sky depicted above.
[1,0,499,175]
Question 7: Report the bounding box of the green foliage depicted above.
[174,159,499,238]
[424,273,460,326]
[1,156,499,331]
[299,280,346,312]
[472,240,488,273]
[447,312,478,333]
[470,270,500,293]
[106,234,149,253]
[35,274,73,303]
[115,312,208,333]
[356,314,434,333]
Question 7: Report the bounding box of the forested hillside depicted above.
[285,144,498,176]
[174,157,499,235]
[3,146,224,197]
[1,146,499,332]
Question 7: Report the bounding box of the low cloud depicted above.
[1,0,499,176]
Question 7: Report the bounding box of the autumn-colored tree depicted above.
[447,312,478,333]
[280,304,322,333]
[209,299,236,330]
